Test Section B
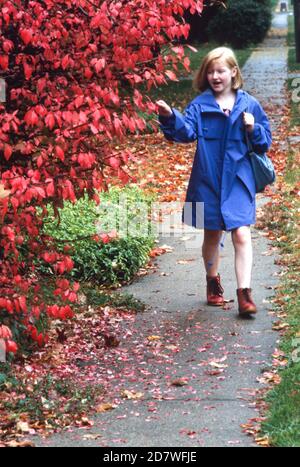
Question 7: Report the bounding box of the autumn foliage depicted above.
[0,0,203,354]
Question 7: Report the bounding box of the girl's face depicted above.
[207,59,237,94]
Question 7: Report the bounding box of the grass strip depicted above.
[259,10,300,445]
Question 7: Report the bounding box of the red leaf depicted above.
[94,58,106,73]
[18,296,27,312]
[23,61,33,80]
[90,12,103,29]
[165,70,178,82]
[5,340,18,354]
[0,325,12,339]
[183,56,190,72]
[3,144,12,161]
[45,113,55,130]
[3,40,14,53]
[37,333,44,347]
[20,29,33,45]
[84,67,93,79]
[61,55,69,70]
[100,233,111,244]
[46,181,55,197]
[0,55,9,70]
[35,186,46,198]
[55,146,65,161]
[108,156,120,169]
[118,168,130,184]
[24,109,39,127]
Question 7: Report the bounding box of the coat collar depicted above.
[193,88,249,123]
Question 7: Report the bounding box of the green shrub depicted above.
[206,0,272,49]
[42,186,157,285]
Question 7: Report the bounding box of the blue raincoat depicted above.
[159,89,272,231]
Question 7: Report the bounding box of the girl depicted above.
[156,47,272,317]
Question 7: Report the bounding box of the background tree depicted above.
[206,0,273,48]
[184,0,222,43]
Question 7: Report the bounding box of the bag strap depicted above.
[244,102,253,153]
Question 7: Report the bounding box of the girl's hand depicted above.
[243,112,255,133]
[156,100,173,117]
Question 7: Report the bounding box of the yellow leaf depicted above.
[16,421,31,433]
[209,362,228,369]
[81,417,94,426]
[147,335,161,341]
[82,434,102,440]
[7,440,35,447]
[272,321,290,331]
[96,403,115,413]
[121,390,144,400]
[255,436,271,447]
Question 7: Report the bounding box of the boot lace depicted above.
[242,288,253,303]
[208,276,224,297]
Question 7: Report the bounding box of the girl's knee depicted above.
[231,226,251,245]
[204,229,222,244]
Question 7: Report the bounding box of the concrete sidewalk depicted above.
[31,11,287,448]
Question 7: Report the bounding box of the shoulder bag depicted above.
[245,126,275,194]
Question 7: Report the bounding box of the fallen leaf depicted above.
[159,244,174,252]
[257,372,281,385]
[82,434,102,440]
[205,369,223,376]
[121,390,144,400]
[272,321,290,331]
[179,428,197,438]
[209,362,228,369]
[176,259,195,265]
[165,344,178,351]
[95,403,116,413]
[170,378,189,387]
[6,440,35,448]
[80,417,94,426]
[222,303,234,310]
[16,421,31,433]
[103,334,120,347]
[255,436,271,447]
[147,335,161,341]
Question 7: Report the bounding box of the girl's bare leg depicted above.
[231,226,253,288]
[202,229,223,276]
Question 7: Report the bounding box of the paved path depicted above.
[32,10,288,448]
[242,9,288,133]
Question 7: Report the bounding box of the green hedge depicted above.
[42,186,157,285]
[206,0,273,49]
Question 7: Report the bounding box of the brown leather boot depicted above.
[206,274,224,306]
[237,288,257,316]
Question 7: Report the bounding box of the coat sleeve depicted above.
[248,100,272,154]
[158,104,198,143]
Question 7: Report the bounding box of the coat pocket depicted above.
[201,123,223,140]
[236,171,255,202]
[200,113,225,139]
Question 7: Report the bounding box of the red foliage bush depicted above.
[0,0,203,354]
